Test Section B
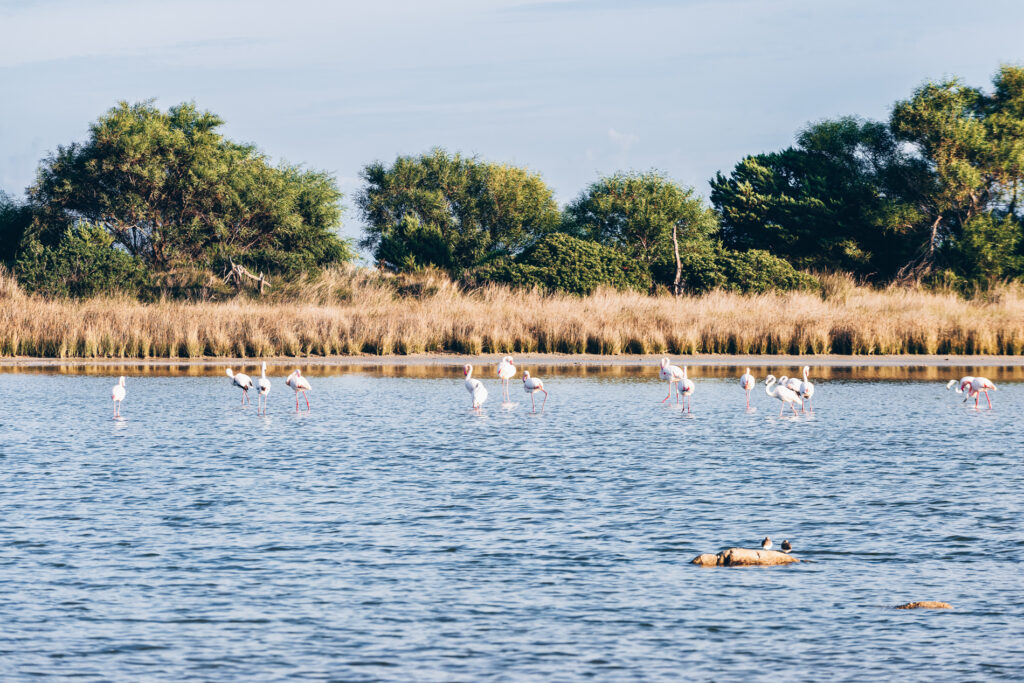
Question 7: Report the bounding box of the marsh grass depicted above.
[2,266,1023,358]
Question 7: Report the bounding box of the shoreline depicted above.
[3,353,1024,369]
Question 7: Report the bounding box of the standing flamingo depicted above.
[226,367,253,404]
[797,366,815,412]
[659,357,685,404]
[522,371,548,412]
[497,356,517,402]
[740,368,755,410]
[286,369,312,412]
[961,377,997,409]
[765,375,802,417]
[679,366,696,413]
[111,376,126,418]
[464,364,488,411]
[257,362,271,415]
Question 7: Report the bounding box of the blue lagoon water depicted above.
[0,365,1021,680]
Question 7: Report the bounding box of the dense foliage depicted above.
[713,66,1024,285]
[15,222,150,298]
[358,149,560,274]
[474,233,652,295]
[23,101,352,279]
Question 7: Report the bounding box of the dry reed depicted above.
[2,266,1023,358]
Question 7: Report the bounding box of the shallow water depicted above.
[0,367,1021,680]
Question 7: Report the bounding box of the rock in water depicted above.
[690,547,800,567]
[895,601,952,610]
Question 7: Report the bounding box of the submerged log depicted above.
[691,547,800,567]
[895,601,952,610]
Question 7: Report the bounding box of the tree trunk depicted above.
[671,222,682,296]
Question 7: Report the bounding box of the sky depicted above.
[3,0,1024,242]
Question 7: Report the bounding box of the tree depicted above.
[564,171,718,293]
[710,117,926,279]
[0,191,33,265]
[357,148,560,274]
[26,100,353,274]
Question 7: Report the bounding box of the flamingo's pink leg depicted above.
[985,391,992,409]
[303,391,310,410]
[531,392,535,412]
[541,389,548,411]
[295,393,299,411]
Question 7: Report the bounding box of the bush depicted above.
[15,222,150,298]
[474,233,651,295]
[653,240,819,294]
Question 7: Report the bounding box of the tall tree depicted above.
[710,117,925,279]
[564,171,717,293]
[357,148,560,274]
[26,100,352,273]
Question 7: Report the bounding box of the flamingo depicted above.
[111,376,126,417]
[257,362,271,415]
[740,367,755,410]
[522,371,548,412]
[765,374,802,416]
[464,364,488,411]
[797,366,815,412]
[961,377,997,409]
[226,367,253,404]
[286,369,312,412]
[679,366,696,413]
[659,357,685,404]
[497,356,516,402]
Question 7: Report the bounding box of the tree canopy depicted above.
[357,148,560,274]
[25,100,353,274]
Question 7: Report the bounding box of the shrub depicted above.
[15,222,150,298]
[474,233,651,295]
[653,241,819,294]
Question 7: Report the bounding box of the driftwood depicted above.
[691,547,800,567]
[224,260,270,295]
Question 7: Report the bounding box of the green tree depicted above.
[26,100,353,274]
[564,171,717,293]
[0,191,33,265]
[15,222,150,298]
[710,117,925,279]
[358,148,560,274]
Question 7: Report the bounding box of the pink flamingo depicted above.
[286,369,311,412]
[111,376,126,418]
[679,366,696,413]
[765,375,802,417]
[961,377,997,409]
[522,371,548,412]
[740,368,755,410]
[497,356,517,402]
[659,358,685,404]
[226,368,253,404]
[464,364,488,412]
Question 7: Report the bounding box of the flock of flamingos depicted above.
[107,356,1000,418]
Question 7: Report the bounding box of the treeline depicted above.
[3,64,1024,299]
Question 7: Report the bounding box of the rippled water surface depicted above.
[1,366,1022,680]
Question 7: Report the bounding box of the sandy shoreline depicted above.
[2,353,1023,368]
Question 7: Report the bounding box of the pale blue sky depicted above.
[3,0,1024,241]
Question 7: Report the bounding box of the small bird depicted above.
[285,369,312,412]
[739,367,755,410]
[257,362,271,415]
[111,376,126,418]
[781,540,792,553]
[464,364,488,411]
[226,367,253,405]
[522,370,548,412]
[761,536,772,550]
[497,356,517,402]
[679,366,696,413]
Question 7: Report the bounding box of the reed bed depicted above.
[1,267,1023,358]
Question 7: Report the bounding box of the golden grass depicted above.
[1,266,1023,358]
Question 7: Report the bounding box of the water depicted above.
[0,366,1021,680]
